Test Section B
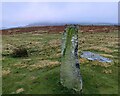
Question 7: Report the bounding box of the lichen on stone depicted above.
[60,25,82,92]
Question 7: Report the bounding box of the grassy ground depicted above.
[2,30,118,94]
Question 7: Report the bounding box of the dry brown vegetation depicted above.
[1,25,119,35]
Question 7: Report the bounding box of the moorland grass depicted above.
[2,30,118,94]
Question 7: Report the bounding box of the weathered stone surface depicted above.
[60,25,82,92]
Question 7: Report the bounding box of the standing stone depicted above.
[60,25,82,92]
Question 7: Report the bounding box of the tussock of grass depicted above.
[102,69,112,74]
[86,46,113,53]
[16,88,24,94]
[12,60,60,71]
[91,61,113,68]
[2,68,11,76]
[28,60,60,71]
[11,47,28,57]
[48,39,61,47]
[13,64,28,69]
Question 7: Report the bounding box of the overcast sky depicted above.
[1,2,118,28]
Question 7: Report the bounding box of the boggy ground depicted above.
[2,27,118,94]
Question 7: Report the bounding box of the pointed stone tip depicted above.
[65,24,79,30]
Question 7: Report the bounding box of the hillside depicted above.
[1,25,119,35]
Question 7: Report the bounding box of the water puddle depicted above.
[80,51,112,63]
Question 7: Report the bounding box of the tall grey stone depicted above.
[60,25,82,92]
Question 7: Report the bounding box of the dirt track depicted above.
[1,25,119,35]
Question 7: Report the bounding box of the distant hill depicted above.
[26,22,118,27]
[1,22,119,30]
[26,22,65,27]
